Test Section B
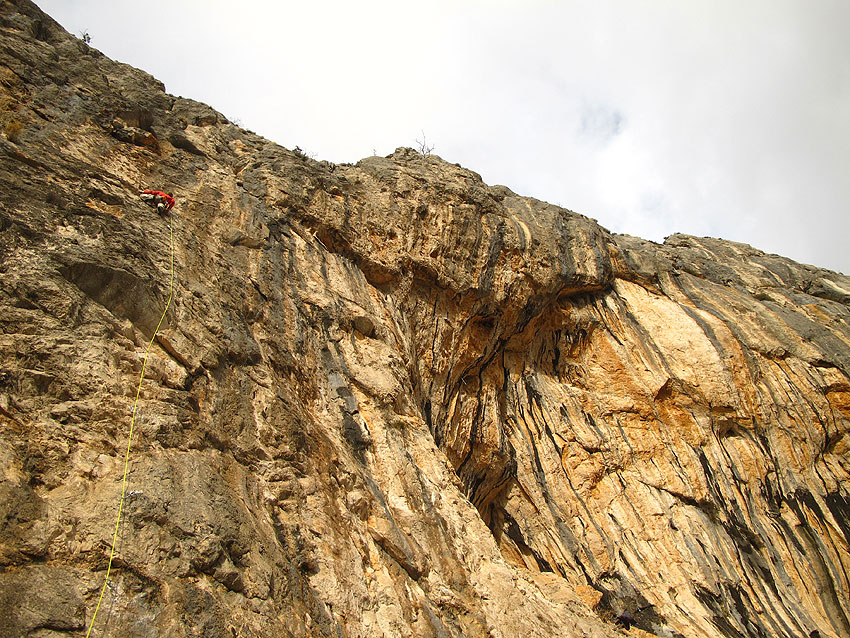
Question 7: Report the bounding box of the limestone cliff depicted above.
[1,2,849,637]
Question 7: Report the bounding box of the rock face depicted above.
[1,2,849,637]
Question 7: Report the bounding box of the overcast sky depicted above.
[39,1,850,274]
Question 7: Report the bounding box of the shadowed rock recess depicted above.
[1,2,848,637]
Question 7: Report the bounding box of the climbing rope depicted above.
[85,215,174,637]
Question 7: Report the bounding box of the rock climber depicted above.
[140,189,175,215]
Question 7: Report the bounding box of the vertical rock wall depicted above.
[1,2,848,637]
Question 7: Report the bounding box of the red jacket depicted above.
[142,190,175,211]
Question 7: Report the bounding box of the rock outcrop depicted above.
[1,2,849,637]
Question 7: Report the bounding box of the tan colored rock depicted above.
[0,2,848,637]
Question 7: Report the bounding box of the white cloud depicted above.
[38,0,850,273]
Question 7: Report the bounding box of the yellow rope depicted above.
[85,215,174,637]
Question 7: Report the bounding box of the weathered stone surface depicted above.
[1,2,848,637]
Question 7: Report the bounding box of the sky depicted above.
[38,1,850,274]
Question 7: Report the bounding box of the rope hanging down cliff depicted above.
[85,198,175,637]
